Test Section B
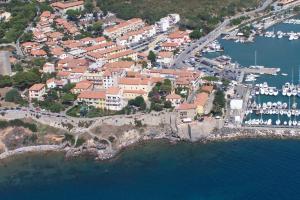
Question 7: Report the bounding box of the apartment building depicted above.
[29,83,46,101]
[103,18,145,40]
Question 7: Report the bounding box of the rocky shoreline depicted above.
[1,127,300,161]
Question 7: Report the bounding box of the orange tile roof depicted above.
[31,49,47,56]
[51,1,84,9]
[166,94,181,100]
[161,42,177,47]
[177,103,196,110]
[123,90,147,95]
[78,90,106,99]
[107,86,121,95]
[103,61,134,69]
[29,83,45,91]
[195,92,209,106]
[158,51,173,58]
[74,80,93,90]
[118,77,150,85]
[57,71,71,77]
[201,85,214,93]
[106,49,136,60]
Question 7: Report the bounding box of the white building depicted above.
[29,83,46,101]
[105,87,124,111]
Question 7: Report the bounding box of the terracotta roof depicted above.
[57,71,71,77]
[168,31,189,39]
[106,49,136,60]
[177,103,196,110]
[123,90,147,95]
[78,90,106,99]
[161,42,177,47]
[158,51,173,58]
[118,77,150,85]
[74,80,93,90]
[107,86,121,95]
[166,94,181,100]
[51,1,84,9]
[195,92,209,106]
[105,18,143,33]
[103,61,134,69]
[201,85,214,93]
[31,49,47,56]
[29,83,45,91]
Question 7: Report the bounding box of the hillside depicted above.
[97,0,260,32]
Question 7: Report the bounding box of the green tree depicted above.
[5,89,23,104]
[148,50,156,64]
[128,96,146,110]
[189,29,202,39]
[84,0,94,13]
[66,9,81,21]
[62,93,76,104]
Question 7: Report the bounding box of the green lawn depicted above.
[97,0,259,32]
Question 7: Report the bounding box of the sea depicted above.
[3,17,300,200]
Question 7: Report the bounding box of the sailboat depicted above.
[276,113,281,125]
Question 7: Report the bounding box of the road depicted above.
[172,0,273,68]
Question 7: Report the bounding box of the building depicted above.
[43,62,55,74]
[157,51,174,67]
[194,92,209,115]
[72,80,93,94]
[118,77,152,93]
[77,90,106,109]
[0,51,12,76]
[105,87,124,111]
[176,103,196,119]
[29,84,46,101]
[278,0,296,5]
[103,18,145,40]
[51,1,84,14]
[166,93,181,108]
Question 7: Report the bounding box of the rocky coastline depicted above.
[1,126,300,162]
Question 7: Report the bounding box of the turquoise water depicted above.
[2,139,300,200]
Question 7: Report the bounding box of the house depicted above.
[161,42,178,51]
[157,51,174,67]
[77,90,106,109]
[176,103,196,119]
[51,1,84,14]
[167,30,191,46]
[194,92,209,115]
[43,62,55,73]
[72,80,93,94]
[29,83,46,101]
[105,87,124,111]
[166,93,181,108]
[30,49,47,57]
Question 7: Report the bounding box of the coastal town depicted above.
[1,0,300,160]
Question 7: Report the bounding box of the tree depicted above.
[62,93,76,104]
[5,89,23,104]
[66,9,81,21]
[91,21,103,36]
[164,100,172,108]
[189,29,202,39]
[128,96,146,110]
[147,50,156,64]
[84,0,94,13]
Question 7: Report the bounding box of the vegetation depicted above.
[67,105,116,118]
[0,0,37,43]
[147,51,156,64]
[211,90,225,116]
[97,0,259,31]
[148,79,173,111]
[189,29,203,39]
[230,16,250,26]
[5,89,24,104]
[0,68,41,90]
[0,119,37,132]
